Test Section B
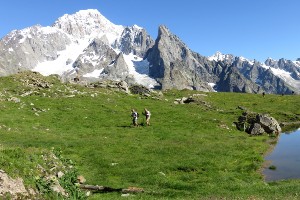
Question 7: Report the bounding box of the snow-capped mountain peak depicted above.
[3,25,65,45]
[1,9,299,94]
[52,9,124,44]
[208,51,233,62]
[132,24,143,30]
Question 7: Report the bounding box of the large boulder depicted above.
[256,114,282,134]
[236,112,281,136]
[248,123,265,135]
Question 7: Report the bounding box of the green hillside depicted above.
[1,72,300,199]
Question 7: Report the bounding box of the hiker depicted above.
[131,109,139,126]
[262,92,265,97]
[74,67,80,82]
[143,108,151,126]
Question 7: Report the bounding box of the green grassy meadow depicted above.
[1,72,300,199]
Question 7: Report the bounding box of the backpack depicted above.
[132,112,139,118]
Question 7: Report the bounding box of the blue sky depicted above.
[1,0,300,62]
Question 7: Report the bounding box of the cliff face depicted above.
[0,25,71,75]
[112,25,154,57]
[146,25,214,91]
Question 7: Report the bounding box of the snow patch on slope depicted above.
[123,53,159,88]
[239,56,254,65]
[293,61,300,67]
[269,67,300,88]
[260,63,300,89]
[33,38,90,76]
[83,69,104,78]
[208,83,217,92]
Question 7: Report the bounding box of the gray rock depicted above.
[0,25,71,76]
[236,112,281,136]
[129,85,151,95]
[215,65,262,93]
[146,25,214,91]
[248,123,265,135]
[112,25,154,57]
[214,54,297,94]
[91,80,129,93]
[57,171,64,178]
[256,114,282,135]
[61,38,118,82]
[0,170,29,198]
[101,52,129,81]
[8,97,20,103]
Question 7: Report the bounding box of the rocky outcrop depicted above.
[145,25,296,94]
[174,97,196,104]
[129,85,151,96]
[258,68,295,94]
[265,58,300,80]
[0,170,34,199]
[146,25,214,91]
[91,80,129,93]
[0,25,71,76]
[112,25,154,57]
[215,64,262,93]
[236,112,281,136]
[209,52,299,94]
[173,94,212,108]
[101,53,129,81]
[62,38,118,81]
[257,114,282,134]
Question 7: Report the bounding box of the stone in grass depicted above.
[77,175,86,184]
[122,187,144,194]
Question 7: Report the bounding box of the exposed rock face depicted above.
[146,25,214,91]
[259,68,294,94]
[215,63,262,93]
[248,123,265,135]
[265,58,300,80]
[0,170,30,199]
[257,114,282,134]
[0,25,71,76]
[145,25,297,94]
[65,38,117,80]
[208,51,299,94]
[210,55,296,94]
[112,25,154,57]
[101,53,129,81]
[236,112,281,135]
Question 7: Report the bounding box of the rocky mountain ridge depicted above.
[0,9,299,94]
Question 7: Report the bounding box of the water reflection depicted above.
[264,128,300,182]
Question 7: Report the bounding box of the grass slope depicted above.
[1,72,300,199]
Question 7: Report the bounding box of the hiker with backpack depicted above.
[131,109,139,126]
[143,108,151,126]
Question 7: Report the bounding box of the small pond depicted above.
[263,128,300,182]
